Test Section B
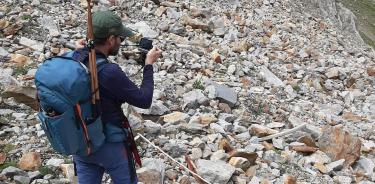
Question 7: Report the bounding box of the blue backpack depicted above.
[35,51,106,156]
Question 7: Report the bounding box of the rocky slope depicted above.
[0,0,375,184]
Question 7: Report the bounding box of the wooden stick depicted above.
[251,124,307,143]
[136,134,212,184]
[86,0,100,105]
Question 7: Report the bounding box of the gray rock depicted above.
[14,175,31,184]
[27,171,42,180]
[326,159,345,172]
[196,159,235,184]
[1,166,26,178]
[333,176,352,184]
[210,123,226,134]
[166,8,182,20]
[19,37,44,52]
[272,138,285,149]
[169,24,186,35]
[0,47,9,58]
[128,21,159,39]
[163,141,188,157]
[140,158,165,184]
[46,158,64,167]
[31,179,49,184]
[190,148,203,160]
[216,120,234,132]
[134,100,169,115]
[144,120,162,134]
[183,90,209,109]
[354,157,375,176]
[259,66,285,87]
[38,16,60,37]
[0,68,15,86]
[218,113,236,123]
[210,150,229,162]
[206,84,238,107]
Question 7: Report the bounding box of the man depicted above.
[72,11,162,184]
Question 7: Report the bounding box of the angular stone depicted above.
[353,157,375,176]
[206,84,237,107]
[259,66,284,87]
[134,100,169,115]
[305,150,332,165]
[232,40,251,53]
[2,86,38,111]
[27,171,41,180]
[18,152,42,171]
[326,159,345,172]
[181,15,211,32]
[138,158,165,184]
[314,162,328,173]
[0,47,9,58]
[190,114,217,125]
[144,120,161,134]
[325,67,340,79]
[162,112,190,124]
[14,175,31,184]
[1,166,26,178]
[333,176,352,184]
[249,124,279,137]
[196,159,235,184]
[297,136,317,148]
[128,21,159,38]
[229,157,250,171]
[210,150,229,162]
[46,158,64,167]
[183,90,209,109]
[211,51,222,63]
[367,66,375,76]
[155,6,167,17]
[19,37,44,52]
[317,125,361,167]
[290,145,318,153]
[38,16,60,37]
[283,175,297,184]
[137,168,162,184]
[190,148,203,160]
[10,54,31,66]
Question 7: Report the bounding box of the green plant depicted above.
[193,77,205,90]
[1,144,15,154]
[21,15,32,20]
[13,66,28,76]
[39,166,53,176]
[0,161,17,171]
[292,85,301,93]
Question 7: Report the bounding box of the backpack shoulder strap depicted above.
[96,58,108,74]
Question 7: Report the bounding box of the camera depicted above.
[136,37,153,66]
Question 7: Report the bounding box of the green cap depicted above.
[92,11,134,39]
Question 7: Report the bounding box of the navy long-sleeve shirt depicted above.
[73,48,154,123]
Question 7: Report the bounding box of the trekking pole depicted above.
[86,0,100,117]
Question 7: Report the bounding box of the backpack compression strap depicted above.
[73,104,92,155]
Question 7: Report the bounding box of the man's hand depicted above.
[145,47,162,65]
[75,39,86,50]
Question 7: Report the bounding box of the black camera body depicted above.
[137,38,153,66]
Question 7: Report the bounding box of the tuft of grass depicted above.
[0,161,17,171]
[39,166,53,176]
[1,144,15,154]
[21,15,32,20]
[193,77,205,90]
[13,66,29,76]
